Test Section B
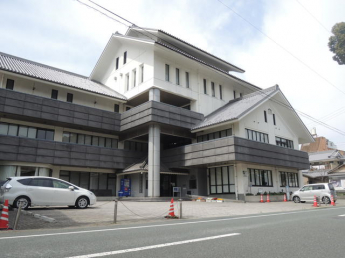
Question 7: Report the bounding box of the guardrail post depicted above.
[114,199,118,224]
[13,201,22,230]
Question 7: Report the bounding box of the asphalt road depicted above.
[1,207,345,258]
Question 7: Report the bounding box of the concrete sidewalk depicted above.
[3,199,345,231]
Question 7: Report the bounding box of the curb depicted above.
[19,209,56,223]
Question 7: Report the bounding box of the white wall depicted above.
[0,72,122,113]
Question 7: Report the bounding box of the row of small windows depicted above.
[124,140,148,152]
[197,129,232,143]
[0,122,54,141]
[203,79,223,100]
[115,51,127,70]
[249,169,273,187]
[125,64,144,91]
[165,64,190,88]
[264,110,276,125]
[276,136,294,149]
[209,166,235,194]
[245,128,269,143]
[62,131,118,149]
[280,172,299,187]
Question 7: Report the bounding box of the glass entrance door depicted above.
[160,174,176,197]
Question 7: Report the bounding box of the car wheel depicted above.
[322,196,331,204]
[76,196,89,209]
[14,196,30,210]
[293,196,300,203]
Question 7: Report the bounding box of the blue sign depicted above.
[119,179,131,197]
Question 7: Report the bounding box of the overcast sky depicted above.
[1,0,345,148]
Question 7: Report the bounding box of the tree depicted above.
[328,22,345,65]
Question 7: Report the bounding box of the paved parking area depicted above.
[4,199,345,231]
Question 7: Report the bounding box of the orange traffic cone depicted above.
[0,200,10,230]
[266,193,271,203]
[331,195,336,206]
[312,195,318,207]
[260,194,265,203]
[284,194,287,202]
[166,198,176,218]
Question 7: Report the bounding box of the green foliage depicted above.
[328,22,345,65]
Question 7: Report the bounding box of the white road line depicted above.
[66,233,241,258]
[0,207,344,240]
[338,214,345,217]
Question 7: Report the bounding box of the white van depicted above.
[291,183,337,204]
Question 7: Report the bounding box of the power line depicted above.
[295,0,331,34]
[216,0,345,96]
[75,0,345,137]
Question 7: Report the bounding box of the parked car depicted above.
[291,183,337,204]
[0,176,96,209]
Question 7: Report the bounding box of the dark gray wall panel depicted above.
[0,135,146,169]
[0,88,121,133]
[162,136,309,169]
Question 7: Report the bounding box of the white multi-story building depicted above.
[0,27,313,202]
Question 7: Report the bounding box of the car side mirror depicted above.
[69,186,75,191]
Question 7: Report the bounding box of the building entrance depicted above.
[160,174,177,197]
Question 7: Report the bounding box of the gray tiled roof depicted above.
[192,85,279,131]
[302,169,330,178]
[0,52,126,100]
[309,150,344,162]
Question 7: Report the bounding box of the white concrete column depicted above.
[38,167,51,177]
[148,124,161,197]
[149,88,160,102]
[54,127,63,142]
[0,165,17,180]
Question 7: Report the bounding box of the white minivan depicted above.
[0,176,96,209]
[291,183,337,204]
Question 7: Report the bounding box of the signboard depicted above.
[173,187,181,193]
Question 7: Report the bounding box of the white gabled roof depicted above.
[0,52,126,100]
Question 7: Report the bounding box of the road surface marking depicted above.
[338,214,345,217]
[0,207,344,240]
[66,233,241,258]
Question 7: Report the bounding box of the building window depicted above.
[273,114,276,125]
[0,122,54,141]
[280,172,299,187]
[276,136,294,149]
[140,64,144,83]
[249,169,273,187]
[203,79,207,94]
[6,79,14,90]
[123,51,127,64]
[125,106,131,111]
[125,73,129,91]
[197,128,232,143]
[124,140,148,152]
[165,64,170,81]
[114,104,119,113]
[51,89,58,99]
[116,57,119,70]
[67,93,73,103]
[132,69,136,87]
[62,131,118,149]
[209,166,235,194]
[185,72,189,88]
[219,85,222,100]
[176,68,180,85]
[264,110,267,123]
[233,90,236,99]
[211,82,215,97]
[240,93,243,98]
[245,128,269,143]
[189,175,197,189]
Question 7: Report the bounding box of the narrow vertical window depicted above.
[219,85,223,100]
[264,110,267,123]
[126,73,129,91]
[140,64,144,83]
[233,90,236,99]
[211,82,215,97]
[123,51,127,64]
[165,64,170,81]
[203,79,207,94]
[6,79,14,90]
[132,69,136,87]
[240,93,243,98]
[176,68,180,85]
[67,93,73,103]
[51,89,58,99]
[273,114,276,125]
[114,104,119,113]
[185,72,189,88]
[116,57,119,70]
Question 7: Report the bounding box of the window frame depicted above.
[219,85,223,100]
[185,72,189,88]
[211,82,215,97]
[123,51,127,64]
[165,64,170,82]
[203,79,207,94]
[51,89,58,100]
[67,93,73,103]
[6,79,14,90]
[176,68,180,85]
